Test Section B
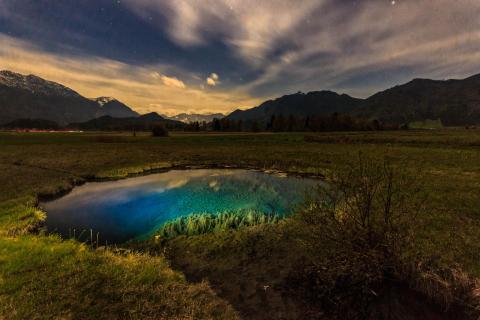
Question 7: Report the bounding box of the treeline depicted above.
[184,113,401,132]
[67,115,185,131]
[4,113,402,132]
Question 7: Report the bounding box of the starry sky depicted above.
[0,0,479,115]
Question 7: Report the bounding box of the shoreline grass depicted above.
[156,210,283,240]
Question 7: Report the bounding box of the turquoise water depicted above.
[42,169,319,243]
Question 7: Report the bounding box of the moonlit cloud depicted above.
[157,74,186,89]
[206,73,219,86]
[124,0,480,98]
[124,0,322,65]
[0,35,262,115]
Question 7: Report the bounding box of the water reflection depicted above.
[42,169,319,243]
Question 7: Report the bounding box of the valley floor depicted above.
[0,130,479,319]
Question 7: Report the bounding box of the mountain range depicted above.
[0,70,139,125]
[1,70,480,128]
[227,74,480,126]
[354,75,480,126]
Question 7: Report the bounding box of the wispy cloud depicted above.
[124,0,480,98]
[151,72,186,89]
[0,35,262,115]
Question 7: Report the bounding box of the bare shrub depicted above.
[291,153,480,318]
[294,153,428,316]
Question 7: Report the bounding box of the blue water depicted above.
[42,169,319,243]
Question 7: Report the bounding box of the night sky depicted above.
[1,0,479,115]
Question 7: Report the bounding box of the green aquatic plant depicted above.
[156,210,282,239]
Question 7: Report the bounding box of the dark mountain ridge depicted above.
[227,91,363,123]
[227,73,480,127]
[0,70,103,125]
[356,74,480,125]
[0,71,139,125]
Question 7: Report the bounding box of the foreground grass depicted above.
[0,130,479,318]
[0,199,237,319]
[0,235,237,319]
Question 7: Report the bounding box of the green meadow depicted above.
[1,130,480,319]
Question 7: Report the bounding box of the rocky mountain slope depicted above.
[0,71,139,125]
[0,70,103,125]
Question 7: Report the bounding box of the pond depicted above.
[41,169,320,243]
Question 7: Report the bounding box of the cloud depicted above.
[157,74,186,89]
[206,73,219,86]
[2,0,480,110]
[240,0,480,97]
[0,35,263,115]
[124,0,322,65]
[124,0,480,98]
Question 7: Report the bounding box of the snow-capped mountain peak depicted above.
[92,96,116,106]
[163,113,225,123]
[90,96,139,118]
[0,70,80,97]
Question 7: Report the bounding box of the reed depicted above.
[156,210,282,239]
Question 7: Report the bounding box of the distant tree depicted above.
[331,112,340,131]
[287,115,296,132]
[212,118,221,131]
[219,118,231,131]
[273,115,286,132]
[267,115,276,131]
[371,119,382,131]
[304,116,310,131]
[151,123,169,137]
[237,120,243,132]
[251,120,260,132]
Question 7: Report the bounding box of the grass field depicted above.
[0,130,479,319]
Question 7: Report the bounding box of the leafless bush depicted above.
[291,154,480,318]
[294,153,428,316]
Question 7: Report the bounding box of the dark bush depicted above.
[287,155,480,318]
[151,124,169,137]
[292,154,429,317]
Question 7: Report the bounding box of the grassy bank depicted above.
[0,130,479,318]
[0,185,238,320]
